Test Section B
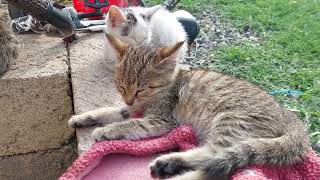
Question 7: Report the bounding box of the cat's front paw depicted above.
[68,114,101,128]
[92,125,126,142]
[150,155,193,179]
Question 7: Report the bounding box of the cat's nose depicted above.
[125,98,135,106]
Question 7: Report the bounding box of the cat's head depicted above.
[105,5,161,44]
[105,33,184,106]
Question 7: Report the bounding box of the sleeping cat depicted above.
[104,5,187,66]
[69,34,310,179]
[0,8,19,76]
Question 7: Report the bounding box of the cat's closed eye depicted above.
[135,89,146,97]
[148,84,165,89]
[135,85,167,96]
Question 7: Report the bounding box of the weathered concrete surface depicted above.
[0,34,74,156]
[0,142,77,180]
[69,32,124,153]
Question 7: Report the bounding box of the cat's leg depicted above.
[68,107,130,128]
[149,145,216,179]
[92,115,176,141]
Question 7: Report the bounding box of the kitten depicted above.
[69,34,310,180]
[104,5,187,65]
[0,8,19,76]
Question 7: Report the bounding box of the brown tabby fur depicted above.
[69,34,310,179]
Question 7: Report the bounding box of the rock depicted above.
[249,36,259,41]
[243,25,250,32]
[244,32,251,37]
[219,41,227,47]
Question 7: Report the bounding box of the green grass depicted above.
[207,0,320,151]
[147,0,320,150]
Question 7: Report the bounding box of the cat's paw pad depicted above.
[68,114,100,128]
[92,126,125,142]
[149,157,193,179]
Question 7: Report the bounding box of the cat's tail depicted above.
[197,121,310,178]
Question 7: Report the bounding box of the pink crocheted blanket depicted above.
[60,124,320,180]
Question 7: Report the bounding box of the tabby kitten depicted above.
[69,34,310,179]
[104,5,187,65]
[0,9,19,76]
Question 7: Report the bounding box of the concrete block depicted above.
[0,34,74,156]
[69,33,124,153]
[0,142,77,180]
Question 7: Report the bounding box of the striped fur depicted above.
[69,37,310,179]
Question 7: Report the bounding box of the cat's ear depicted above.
[143,5,162,19]
[107,5,127,27]
[155,41,185,70]
[105,33,129,59]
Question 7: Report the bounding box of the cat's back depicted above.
[177,69,266,100]
[175,69,293,128]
